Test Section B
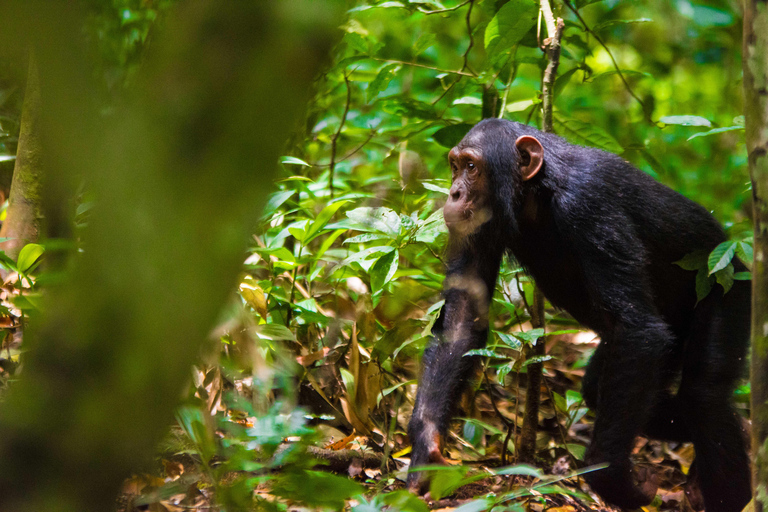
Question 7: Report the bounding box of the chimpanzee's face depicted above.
[444,142,492,237]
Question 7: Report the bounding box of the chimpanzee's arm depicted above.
[407,233,503,490]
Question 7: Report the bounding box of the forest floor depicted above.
[116,330,719,512]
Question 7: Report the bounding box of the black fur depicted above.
[408,119,751,512]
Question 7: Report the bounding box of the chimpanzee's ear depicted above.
[515,136,544,181]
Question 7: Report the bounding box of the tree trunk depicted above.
[0,53,42,261]
[743,1,768,510]
[0,2,342,511]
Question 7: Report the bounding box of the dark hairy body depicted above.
[407,119,751,512]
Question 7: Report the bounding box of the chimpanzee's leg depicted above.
[676,283,751,512]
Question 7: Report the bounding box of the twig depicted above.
[484,372,516,465]
[541,18,565,132]
[461,0,476,74]
[370,57,476,77]
[416,0,472,14]
[563,0,656,125]
[329,74,352,198]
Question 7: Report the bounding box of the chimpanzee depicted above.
[407,118,751,512]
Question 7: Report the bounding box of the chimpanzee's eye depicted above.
[467,161,476,171]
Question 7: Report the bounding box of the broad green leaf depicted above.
[305,200,347,243]
[522,355,553,366]
[340,367,356,401]
[734,272,752,280]
[659,115,712,127]
[484,0,538,60]
[346,207,401,235]
[380,97,437,119]
[566,389,583,409]
[554,116,623,153]
[505,99,535,112]
[454,498,493,512]
[262,190,294,216]
[413,32,437,55]
[344,233,391,244]
[737,241,753,266]
[496,464,545,478]
[370,249,398,292]
[336,245,394,270]
[432,123,474,148]
[452,96,482,106]
[674,250,707,271]
[422,182,450,195]
[280,156,311,166]
[708,241,736,275]
[463,348,506,358]
[497,332,522,350]
[255,324,296,341]
[714,263,734,293]
[687,125,744,141]
[695,270,714,303]
[381,490,430,512]
[368,63,400,102]
[270,470,364,509]
[511,328,545,344]
[17,243,44,274]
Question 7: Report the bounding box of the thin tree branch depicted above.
[329,74,352,198]
[461,0,476,74]
[371,57,476,77]
[563,0,656,125]
[416,0,472,14]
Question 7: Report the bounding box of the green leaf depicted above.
[368,63,400,102]
[496,464,545,478]
[737,241,753,266]
[687,125,744,141]
[344,233,391,244]
[262,190,294,216]
[511,328,545,344]
[734,272,752,281]
[566,389,583,409]
[454,498,492,512]
[484,0,538,60]
[707,241,736,275]
[496,332,522,350]
[695,269,714,303]
[305,200,347,243]
[674,250,707,271]
[714,263,734,294]
[346,207,401,235]
[422,182,450,195]
[432,123,474,148]
[255,324,296,341]
[17,243,44,274]
[271,470,364,509]
[370,249,398,292]
[659,115,712,127]
[413,32,437,55]
[554,116,623,153]
[463,348,506,358]
[340,367,356,402]
[523,355,553,366]
[280,156,311,166]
